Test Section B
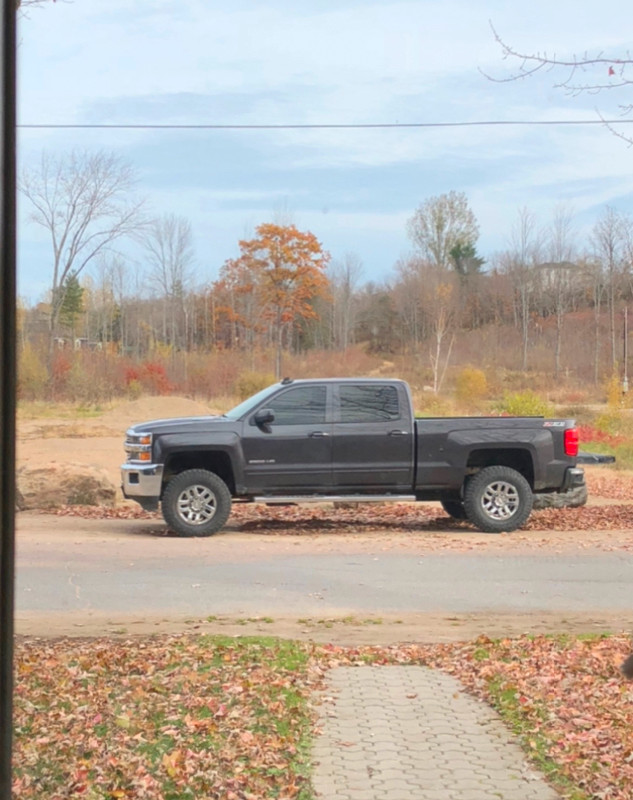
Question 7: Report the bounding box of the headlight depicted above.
[124,430,153,463]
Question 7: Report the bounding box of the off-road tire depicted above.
[440,499,468,520]
[161,469,231,537]
[463,465,533,533]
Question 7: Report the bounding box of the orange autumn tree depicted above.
[214,255,263,352]
[221,223,330,376]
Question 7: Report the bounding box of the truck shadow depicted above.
[231,506,470,534]
[132,515,471,538]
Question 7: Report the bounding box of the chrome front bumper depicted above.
[121,463,164,500]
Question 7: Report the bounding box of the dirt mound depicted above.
[101,396,220,429]
[16,463,116,510]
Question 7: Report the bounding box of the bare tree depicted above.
[142,214,195,350]
[86,260,118,346]
[426,270,458,394]
[503,207,543,371]
[485,22,633,144]
[88,255,135,351]
[407,191,480,271]
[591,207,630,369]
[393,257,425,351]
[20,150,145,346]
[540,205,578,378]
[579,255,606,383]
[620,213,633,301]
[328,253,363,350]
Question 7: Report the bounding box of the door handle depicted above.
[309,431,330,438]
[388,430,409,436]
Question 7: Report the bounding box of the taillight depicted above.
[564,427,579,457]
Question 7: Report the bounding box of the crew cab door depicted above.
[241,383,332,491]
[332,382,414,490]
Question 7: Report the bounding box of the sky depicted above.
[17,0,633,303]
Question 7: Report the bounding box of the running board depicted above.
[254,494,416,504]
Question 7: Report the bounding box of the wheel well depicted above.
[466,449,534,487]
[162,452,235,495]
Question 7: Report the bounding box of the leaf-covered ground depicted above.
[13,634,633,800]
[46,468,633,536]
[13,636,323,800]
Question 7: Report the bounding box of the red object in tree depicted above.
[609,66,616,76]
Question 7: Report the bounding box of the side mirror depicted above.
[254,408,275,427]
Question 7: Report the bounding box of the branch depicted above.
[597,110,633,147]
[17,0,65,17]
[482,21,633,95]
[483,21,633,145]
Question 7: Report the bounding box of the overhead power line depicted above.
[17,118,633,131]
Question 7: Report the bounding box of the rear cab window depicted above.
[337,384,401,422]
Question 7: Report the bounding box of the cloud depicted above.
[16,0,633,299]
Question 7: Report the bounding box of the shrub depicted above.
[577,422,626,447]
[413,391,456,417]
[121,360,173,395]
[454,366,488,408]
[604,371,633,409]
[50,352,71,396]
[234,371,276,400]
[66,360,103,403]
[127,379,142,400]
[17,343,48,399]
[181,352,241,398]
[497,390,555,417]
[592,409,633,440]
[605,372,625,408]
[142,361,173,394]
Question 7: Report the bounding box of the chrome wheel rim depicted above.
[176,484,217,526]
[480,480,519,521]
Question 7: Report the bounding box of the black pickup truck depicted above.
[121,377,586,536]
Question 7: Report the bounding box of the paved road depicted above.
[18,539,633,616]
[15,513,633,625]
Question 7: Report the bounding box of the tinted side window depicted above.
[339,385,400,422]
[268,386,327,425]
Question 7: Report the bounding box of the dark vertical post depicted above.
[0,0,17,796]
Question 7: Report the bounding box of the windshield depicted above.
[223,383,281,421]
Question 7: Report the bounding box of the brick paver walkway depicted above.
[312,666,560,800]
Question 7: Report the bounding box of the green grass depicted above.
[298,615,384,627]
[486,675,590,800]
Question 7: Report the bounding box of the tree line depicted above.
[19,150,633,387]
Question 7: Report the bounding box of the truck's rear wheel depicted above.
[463,466,533,533]
[161,469,231,537]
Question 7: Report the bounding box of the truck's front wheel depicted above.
[463,466,533,533]
[161,469,231,537]
[440,499,468,520]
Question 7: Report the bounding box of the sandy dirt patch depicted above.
[17,396,219,495]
